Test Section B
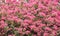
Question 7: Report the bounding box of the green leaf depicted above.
[42,20,50,24]
[4,26,9,30]
[5,20,13,25]
[28,33,33,36]
[13,21,21,28]
[33,17,38,21]
[56,6,60,10]
[25,0,29,3]
[14,31,20,36]
[10,25,14,29]
[15,12,23,18]
[37,15,44,18]
[0,13,2,20]
[34,4,38,9]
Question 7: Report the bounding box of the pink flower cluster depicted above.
[0,0,60,36]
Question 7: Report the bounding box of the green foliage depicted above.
[34,4,38,9]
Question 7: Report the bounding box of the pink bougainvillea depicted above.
[0,0,60,36]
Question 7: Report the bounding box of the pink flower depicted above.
[0,0,60,36]
[29,25,36,30]
[53,25,58,30]
[45,27,52,31]
[24,19,32,24]
[44,32,49,36]
[25,31,30,34]
[52,30,57,36]
[8,35,12,36]
[38,12,46,17]
[0,20,7,28]
[18,28,23,34]
[5,0,12,3]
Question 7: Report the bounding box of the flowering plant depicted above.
[0,0,60,36]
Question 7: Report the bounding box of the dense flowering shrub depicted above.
[0,0,60,36]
